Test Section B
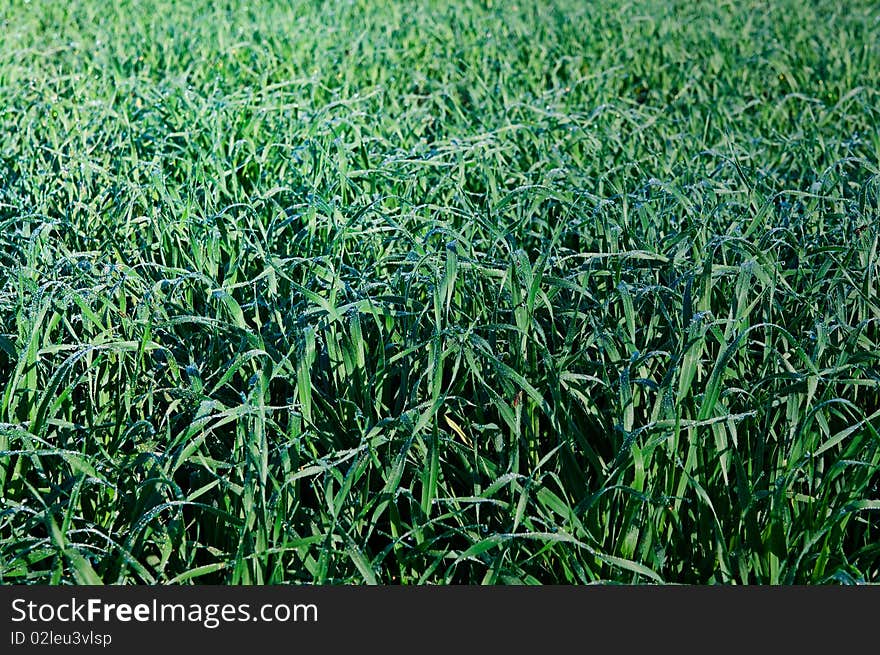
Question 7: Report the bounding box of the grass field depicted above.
[1,0,878,584]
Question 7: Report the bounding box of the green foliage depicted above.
[1,0,879,584]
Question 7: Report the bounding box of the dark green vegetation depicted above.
[1,0,879,584]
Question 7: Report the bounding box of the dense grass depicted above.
[1,0,878,584]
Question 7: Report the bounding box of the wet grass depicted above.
[1,0,879,584]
